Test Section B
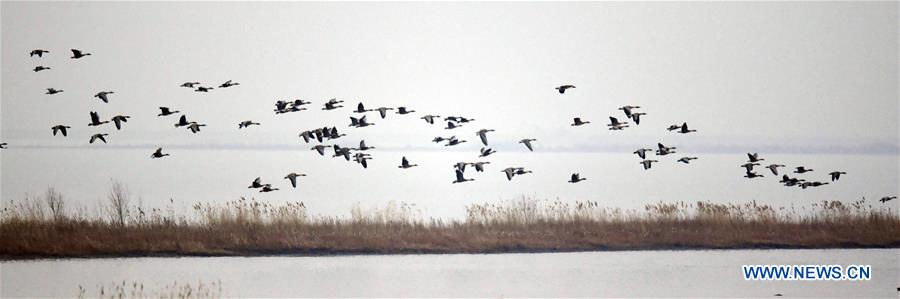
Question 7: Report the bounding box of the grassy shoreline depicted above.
[3,188,899,261]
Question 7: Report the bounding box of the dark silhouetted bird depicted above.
[70,49,91,59]
[568,173,586,183]
[95,91,114,103]
[89,133,108,144]
[30,49,49,57]
[88,111,108,126]
[33,66,50,72]
[151,148,169,159]
[555,85,575,94]
[51,125,71,137]
[158,107,180,117]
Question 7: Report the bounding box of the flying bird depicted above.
[46,88,63,94]
[794,166,813,174]
[880,196,897,203]
[51,125,71,137]
[420,115,439,124]
[829,171,847,181]
[640,160,658,170]
[375,107,395,119]
[354,102,372,113]
[95,91,114,103]
[311,145,328,156]
[175,115,191,127]
[555,85,575,94]
[678,122,697,134]
[667,124,682,131]
[151,148,169,159]
[568,173,586,183]
[631,112,646,125]
[396,107,415,114]
[70,49,91,59]
[0,143,7,149]
[180,82,200,88]
[248,177,265,189]
[30,49,49,57]
[186,122,206,133]
[88,111,109,126]
[747,153,765,163]
[399,156,418,169]
[677,157,698,164]
[744,171,764,179]
[158,107,180,116]
[656,143,676,156]
[475,129,495,146]
[766,164,785,176]
[608,117,629,130]
[519,139,536,152]
[445,121,461,130]
[259,185,279,193]
[618,106,641,118]
[89,133,108,144]
[479,147,496,157]
[284,173,307,188]
[111,115,131,130]
[219,80,240,88]
[571,117,590,126]
[452,169,474,184]
[634,148,652,159]
[238,120,261,129]
[195,86,214,92]
[445,136,467,146]
[472,161,491,172]
[33,66,50,72]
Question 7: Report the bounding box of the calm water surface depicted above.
[1,249,897,297]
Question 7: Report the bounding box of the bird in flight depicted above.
[30,49,49,57]
[70,49,91,59]
[555,85,575,94]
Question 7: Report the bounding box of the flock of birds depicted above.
[1,48,897,204]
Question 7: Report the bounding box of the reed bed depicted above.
[2,186,899,260]
[76,280,223,299]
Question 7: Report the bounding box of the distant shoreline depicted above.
[4,243,900,262]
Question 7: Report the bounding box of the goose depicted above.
[794,166,813,174]
[656,143,676,156]
[292,99,311,106]
[454,162,468,172]
[219,80,239,88]
[88,111,109,126]
[631,112,646,125]
[618,106,641,118]
[766,164,785,176]
[472,161,490,172]
[501,167,519,181]
[445,116,460,122]
[452,169,474,183]
[880,196,897,203]
[568,173,587,183]
[399,156,418,169]
[432,136,449,143]
[331,145,352,161]
[445,121,461,130]
[311,128,326,143]
[274,101,290,114]
[829,171,846,181]
[667,124,682,131]
[634,148,652,159]
[677,157,698,164]
[151,148,169,159]
[462,117,478,123]
[322,101,343,110]
[608,117,629,130]
[180,82,200,88]
[350,115,374,127]
[640,160,658,170]
[30,49,49,57]
[326,127,346,140]
[284,173,307,188]
[515,168,533,176]
[94,91,114,103]
[111,115,131,130]
[780,175,805,186]
[741,163,760,172]
[248,177,265,189]
[238,120,261,129]
[519,139,536,152]
[354,153,372,168]
[800,181,827,189]
[288,100,309,112]
[33,66,50,72]
[744,171,764,179]
[0,143,6,149]
[354,102,372,113]
[355,140,375,151]
[479,147,496,157]
[311,145,328,156]
[571,117,590,126]
[70,49,91,59]
[89,133,108,144]
[475,129,495,146]
[396,107,415,114]
[187,122,206,133]
[747,153,764,163]
[555,85,575,94]
[420,114,439,124]
[374,107,394,118]
[445,136,467,146]
[175,115,191,127]
[327,98,344,104]
[51,125,71,137]
[195,86,214,92]
[46,88,63,94]
[158,107,180,116]
[678,122,697,134]
[259,184,279,193]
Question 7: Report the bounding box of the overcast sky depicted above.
[1,2,897,154]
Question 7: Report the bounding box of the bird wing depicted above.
[505,169,513,181]
[456,170,466,181]
[479,132,488,146]
[179,115,187,125]
[288,176,297,188]
[71,49,81,56]
[402,157,409,167]
[573,117,581,123]
[379,109,387,118]
[90,112,100,123]
[98,135,107,143]
[113,118,122,130]
[571,173,578,181]
[524,140,533,151]
[99,93,108,103]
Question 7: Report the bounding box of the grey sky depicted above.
[2,2,897,154]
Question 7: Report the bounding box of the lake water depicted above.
[1,249,897,297]
[1,149,898,219]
